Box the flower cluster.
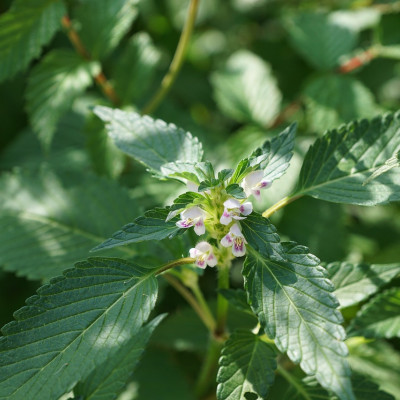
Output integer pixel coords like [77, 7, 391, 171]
[174, 170, 270, 268]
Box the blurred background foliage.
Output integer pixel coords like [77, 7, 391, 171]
[1, 0, 400, 399]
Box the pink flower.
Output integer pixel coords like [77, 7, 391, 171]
[242, 170, 270, 199]
[176, 206, 206, 235]
[220, 198, 252, 225]
[220, 223, 247, 257]
[189, 241, 218, 268]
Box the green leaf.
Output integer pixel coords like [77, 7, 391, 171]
[160, 161, 211, 184]
[304, 75, 379, 133]
[219, 289, 253, 315]
[0, 167, 140, 280]
[72, 0, 139, 60]
[26, 49, 99, 149]
[327, 262, 400, 308]
[0, 257, 158, 400]
[285, 12, 358, 70]
[217, 331, 277, 400]
[226, 184, 247, 199]
[113, 32, 162, 105]
[348, 288, 400, 338]
[364, 152, 400, 185]
[92, 208, 184, 252]
[94, 106, 203, 176]
[211, 50, 282, 126]
[294, 112, 400, 205]
[0, 0, 65, 82]
[168, 192, 204, 216]
[74, 315, 165, 400]
[242, 214, 353, 400]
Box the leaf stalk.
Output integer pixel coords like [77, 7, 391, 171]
[262, 194, 302, 218]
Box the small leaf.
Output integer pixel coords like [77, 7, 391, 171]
[72, 0, 139, 60]
[219, 289, 253, 315]
[74, 315, 166, 400]
[294, 112, 400, 205]
[226, 184, 247, 199]
[92, 208, 184, 251]
[0, 0, 66, 82]
[348, 288, 400, 338]
[218, 169, 234, 182]
[363, 151, 400, 185]
[242, 213, 354, 400]
[26, 49, 99, 149]
[217, 331, 277, 400]
[168, 191, 205, 218]
[285, 11, 358, 70]
[0, 257, 158, 400]
[94, 106, 203, 176]
[327, 262, 400, 308]
[211, 50, 282, 126]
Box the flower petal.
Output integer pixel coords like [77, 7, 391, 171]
[232, 238, 246, 257]
[182, 206, 204, 220]
[230, 223, 243, 237]
[220, 211, 232, 225]
[176, 219, 194, 229]
[196, 241, 212, 253]
[244, 170, 264, 187]
[221, 233, 233, 247]
[189, 248, 201, 258]
[239, 202, 253, 216]
[196, 259, 207, 268]
[194, 219, 206, 235]
[207, 254, 217, 267]
[223, 198, 241, 209]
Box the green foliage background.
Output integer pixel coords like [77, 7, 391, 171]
[0, 0, 400, 399]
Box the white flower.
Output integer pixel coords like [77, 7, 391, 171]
[242, 170, 271, 199]
[220, 198, 253, 225]
[189, 241, 217, 268]
[176, 206, 206, 235]
[220, 223, 247, 257]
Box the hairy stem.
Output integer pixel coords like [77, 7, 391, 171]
[156, 257, 195, 275]
[215, 264, 230, 336]
[61, 15, 120, 105]
[142, 0, 200, 115]
[262, 194, 302, 218]
[191, 284, 217, 332]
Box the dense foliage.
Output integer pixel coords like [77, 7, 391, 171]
[0, 1, 400, 400]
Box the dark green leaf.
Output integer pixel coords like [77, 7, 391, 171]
[0, 0, 65, 82]
[364, 151, 400, 185]
[294, 112, 400, 205]
[327, 262, 400, 308]
[92, 208, 184, 251]
[226, 184, 247, 199]
[168, 192, 204, 215]
[219, 289, 253, 315]
[94, 106, 203, 176]
[0, 257, 158, 400]
[217, 331, 277, 400]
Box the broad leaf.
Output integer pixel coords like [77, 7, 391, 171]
[242, 214, 353, 400]
[0, 257, 158, 400]
[113, 32, 162, 105]
[168, 192, 204, 216]
[348, 288, 400, 338]
[26, 49, 99, 149]
[94, 106, 203, 176]
[74, 315, 165, 400]
[294, 112, 400, 205]
[0, 0, 65, 82]
[217, 331, 277, 400]
[364, 151, 400, 185]
[160, 161, 211, 184]
[219, 289, 253, 315]
[73, 0, 139, 60]
[327, 262, 400, 308]
[225, 184, 247, 199]
[285, 11, 358, 70]
[211, 50, 282, 126]
[92, 208, 184, 251]
[304, 75, 379, 133]
[0, 167, 139, 280]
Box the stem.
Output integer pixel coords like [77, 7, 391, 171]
[262, 194, 302, 218]
[61, 15, 120, 106]
[338, 48, 377, 74]
[215, 264, 230, 336]
[195, 336, 224, 398]
[156, 257, 195, 275]
[191, 284, 217, 332]
[141, 0, 200, 115]
[277, 365, 311, 400]
[162, 273, 216, 332]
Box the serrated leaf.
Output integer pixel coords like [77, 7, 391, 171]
[327, 262, 400, 308]
[0, 167, 140, 280]
[242, 214, 353, 400]
[364, 152, 400, 185]
[0, 257, 158, 400]
[348, 288, 400, 338]
[294, 112, 400, 205]
[114, 32, 162, 105]
[94, 106, 203, 176]
[217, 331, 277, 400]
[0, 0, 65, 82]
[226, 184, 247, 199]
[211, 50, 282, 126]
[92, 208, 184, 252]
[73, 0, 139, 60]
[285, 12, 358, 70]
[74, 314, 165, 400]
[160, 161, 211, 184]
[168, 192, 204, 216]
[26, 49, 99, 149]
[304, 75, 379, 133]
[219, 289, 253, 315]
